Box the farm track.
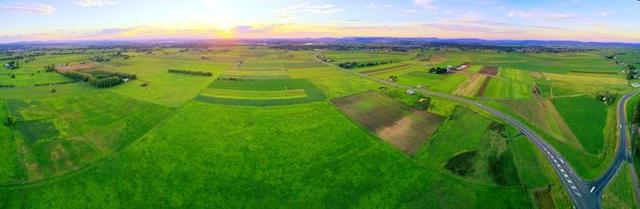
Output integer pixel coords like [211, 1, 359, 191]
[316, 52, 635, 209]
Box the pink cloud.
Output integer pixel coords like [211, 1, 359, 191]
[0, 3, 55, 15]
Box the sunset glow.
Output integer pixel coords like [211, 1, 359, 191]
[0, 0, 639, 43]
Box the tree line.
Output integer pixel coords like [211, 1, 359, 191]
[338, 60, 394, 69]
[168, 69, 213, 76]
[60, 70, 136, 88]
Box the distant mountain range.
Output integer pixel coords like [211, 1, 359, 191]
[1, 37, 638, 49]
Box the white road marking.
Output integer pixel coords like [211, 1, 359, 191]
[590, 187, 595, 193]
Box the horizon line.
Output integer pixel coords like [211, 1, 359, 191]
[2, 36, 640, 46]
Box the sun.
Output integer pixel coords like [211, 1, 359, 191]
[218, 22, 234, 38]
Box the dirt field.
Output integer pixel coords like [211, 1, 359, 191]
[55, 63, 100, 73]
[475, 76, 492, 97]
[332, 91, 445, 155]
[478, 66, 499, 75]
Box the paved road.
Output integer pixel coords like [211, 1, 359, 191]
[316, 56, 600, 208]
[589, 92, 638, 197]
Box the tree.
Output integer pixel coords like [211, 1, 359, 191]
[429, 67, 449, 74]
[4, 116, 16, 127]
[633, 104, 640, 124]
[416, 97, 431, 110]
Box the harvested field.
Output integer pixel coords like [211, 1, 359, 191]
[200, 89, 307, 100]
[283, 62, 324, 69]
[475, 76, 492, 97]
[55, 63, 100, 73]
[453, 73, 487, 97]
[360, 63, 412, 75]
[223, 70, 287, 77]
[499, 99, 580, 146]
[479, 66, 499, 75]
[332, 91, 445, 155]
[198, 79, 325, 106]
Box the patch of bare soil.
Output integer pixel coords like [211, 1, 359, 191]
[55, 63, 100, 73]
[333, 92, 445, 155]
[377, 110, 444, 155]
[478, 66, 499, 76]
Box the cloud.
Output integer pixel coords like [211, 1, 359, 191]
[73, 0, 116, 7]
[277, 2, 343, 19]
[414, 0, 435, 9]
[231, 25, 277, 34]
[508, 10, 582, 21]
[599, 11, 613, 17]
[404, 9, 417, 14]
[366, 3, 393, 9]
[0, 3, 56, 15]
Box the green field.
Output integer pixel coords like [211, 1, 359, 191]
[197, 79, 326, 106]
[1, 91, 173, 184]
[0, 101, 542, 208]
[553, 96, 608, 154]
[0, 46, 636, 209]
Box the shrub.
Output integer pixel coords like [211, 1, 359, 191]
[429, 67, 449, 74]
[4, 116, 16, 127]
[44, 64, 56, 72]
[445, 150, 477, 176]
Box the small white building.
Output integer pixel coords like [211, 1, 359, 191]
[631, 83, 640, 88]
[406, 89, 416, 95]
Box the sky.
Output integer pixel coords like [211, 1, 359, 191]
[0, 0, 639, 43]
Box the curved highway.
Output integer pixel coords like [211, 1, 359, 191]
[316, 54, 638, 209]
[589, 92, 638, 197]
